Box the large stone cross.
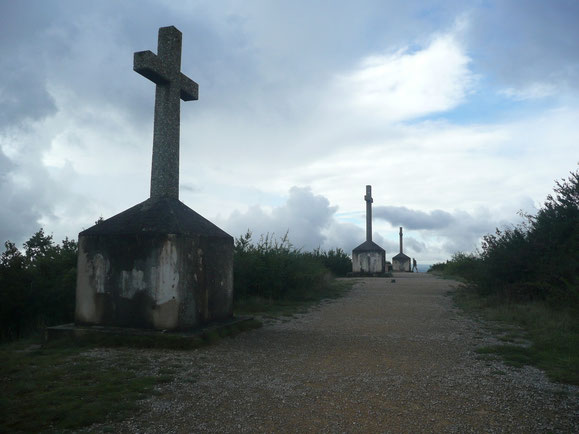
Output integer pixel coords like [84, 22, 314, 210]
[365, 185, 373, 242]
[134, 26, 198, 199]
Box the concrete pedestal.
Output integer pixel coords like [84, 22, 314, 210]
[75, 197, 233, 330]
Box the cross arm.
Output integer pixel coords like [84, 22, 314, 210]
[133, 50, 170, 85]
[134, 50, 198, 101]
[179, 74, 198, 101]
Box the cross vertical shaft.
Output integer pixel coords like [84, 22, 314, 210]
[365, 185, 373, 242]
[134, 26, 199, 199]
[399, 227, 403, 253]
[151, 29, 181, 199]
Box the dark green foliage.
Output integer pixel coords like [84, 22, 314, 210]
[427, 262, 445, 272]
[453, 286, 579, 385]
[312, 247, 353, 277]
[233, 231, 335, 302]
[437, 169, 579, 385]
[429, 252, 483, 283]
[1, 225, 350, 342]
[430, 169, 579, 307]
[0, 229, 77, 341]
[0, 339, 175, 432]
[2, 222, 349, 339]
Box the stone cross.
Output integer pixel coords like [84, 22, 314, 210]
[365, 185, 373, 242]
[399, 226, 403, 253]
[133, 26, 198, 199]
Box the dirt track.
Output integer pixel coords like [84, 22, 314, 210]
[93, 273, 578, 433]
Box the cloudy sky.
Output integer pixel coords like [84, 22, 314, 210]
[1, 0, 578, 263]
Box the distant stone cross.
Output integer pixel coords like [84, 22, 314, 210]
[365, 185, 373, 242]
[134, 26, 198, 199]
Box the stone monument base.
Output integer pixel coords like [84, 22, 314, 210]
[75, 196, 234, 331]
[346, 271, 393, 278]
[46, 317, 258, 349]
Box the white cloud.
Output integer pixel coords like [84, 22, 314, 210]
[500, 82, 558, 101]
[1, 1, 578, 267]
[219, 186, 338, 250]
[327, 33, 474, 123]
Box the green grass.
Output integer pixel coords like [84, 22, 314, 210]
[0, 338, 174, 432]
[452, 285, 579, 385]
[1, 278, 351, 432]
[234, 279, 355, 318]
[0, 317, 263, 432]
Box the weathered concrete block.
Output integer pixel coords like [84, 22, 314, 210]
[75, 197, 233, 330]
[392, 253, 411, 272]
[352, 241, 386, 273]
[351, 185, 387, 275]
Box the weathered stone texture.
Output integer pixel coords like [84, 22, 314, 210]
[134, 25, 198, 199]
[391, 253, 411, 272]
[75, 26, 233, 331]
[352, 241, 386, 273]
[392, 227, 411, 272]
[352, 185, 386, 274]
[75, 198, 233, 330]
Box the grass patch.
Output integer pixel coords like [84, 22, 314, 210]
[0, 338, 174, 432]
[476, 345, 536, 368]
[452, 285, 579, 385]
[45, 318, 263, 351]
[234, 279, 354, 318]
[0, 276, 349, 431]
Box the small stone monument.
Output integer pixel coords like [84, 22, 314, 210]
[75, 26, 233, 330]
[351, 185, 386, 274]
[392, 227, 411, 272]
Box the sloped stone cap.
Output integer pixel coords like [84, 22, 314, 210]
[392, 252, 411, 260]
[352, 240, 385, 253]
[80, 197, 232, 238]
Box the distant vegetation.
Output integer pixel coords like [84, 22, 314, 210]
[0, 230, 77, 341]
[0, 226, 352, 342]
[429, 169, 578, 306]
[430, 169, 578, 384]
[0, 229, 353, 431]
[232, 231, 352, 316]
[234, 230, 351, 301]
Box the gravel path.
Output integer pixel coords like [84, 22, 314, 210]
[91, 273, 578, 433]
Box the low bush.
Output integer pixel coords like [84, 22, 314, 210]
[0, 230, 77, 341]
[1, 227, 351, 342]
[233, 231, 344, 303]
[430, 169, 578, 309]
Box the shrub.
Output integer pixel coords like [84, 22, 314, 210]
[427, 262, 447, 273]
[435, 169, 578, 308]
[312, 247, 352, 277]
[0, 230, 77, 341]
[233, 231, 333, 302]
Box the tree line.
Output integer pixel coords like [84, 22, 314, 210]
[429, 169, 578, 309]
[0, 227, 351, 342]
[233, 231, 352, 302]
[0, 230, 77, 341]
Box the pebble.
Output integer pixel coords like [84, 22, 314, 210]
[85, 274, 578, 433]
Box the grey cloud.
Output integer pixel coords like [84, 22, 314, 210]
[437, 208, 509, 254]
[221, 186, 337, 250]
[0, 151, 14, 184]
[0, 150, 53, 244]
[466, 0, 579, 91]
[404, 236, 426, 254]
[0, 189, 45, 246]
[220, 187, 395, 254]
[374, 206, 455, 230]
[374, 205, 510, 259]
[0, 2, 60, 128]
[322, 221, 364, 252]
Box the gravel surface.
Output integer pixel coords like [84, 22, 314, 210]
[88, 273, 578, 433]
